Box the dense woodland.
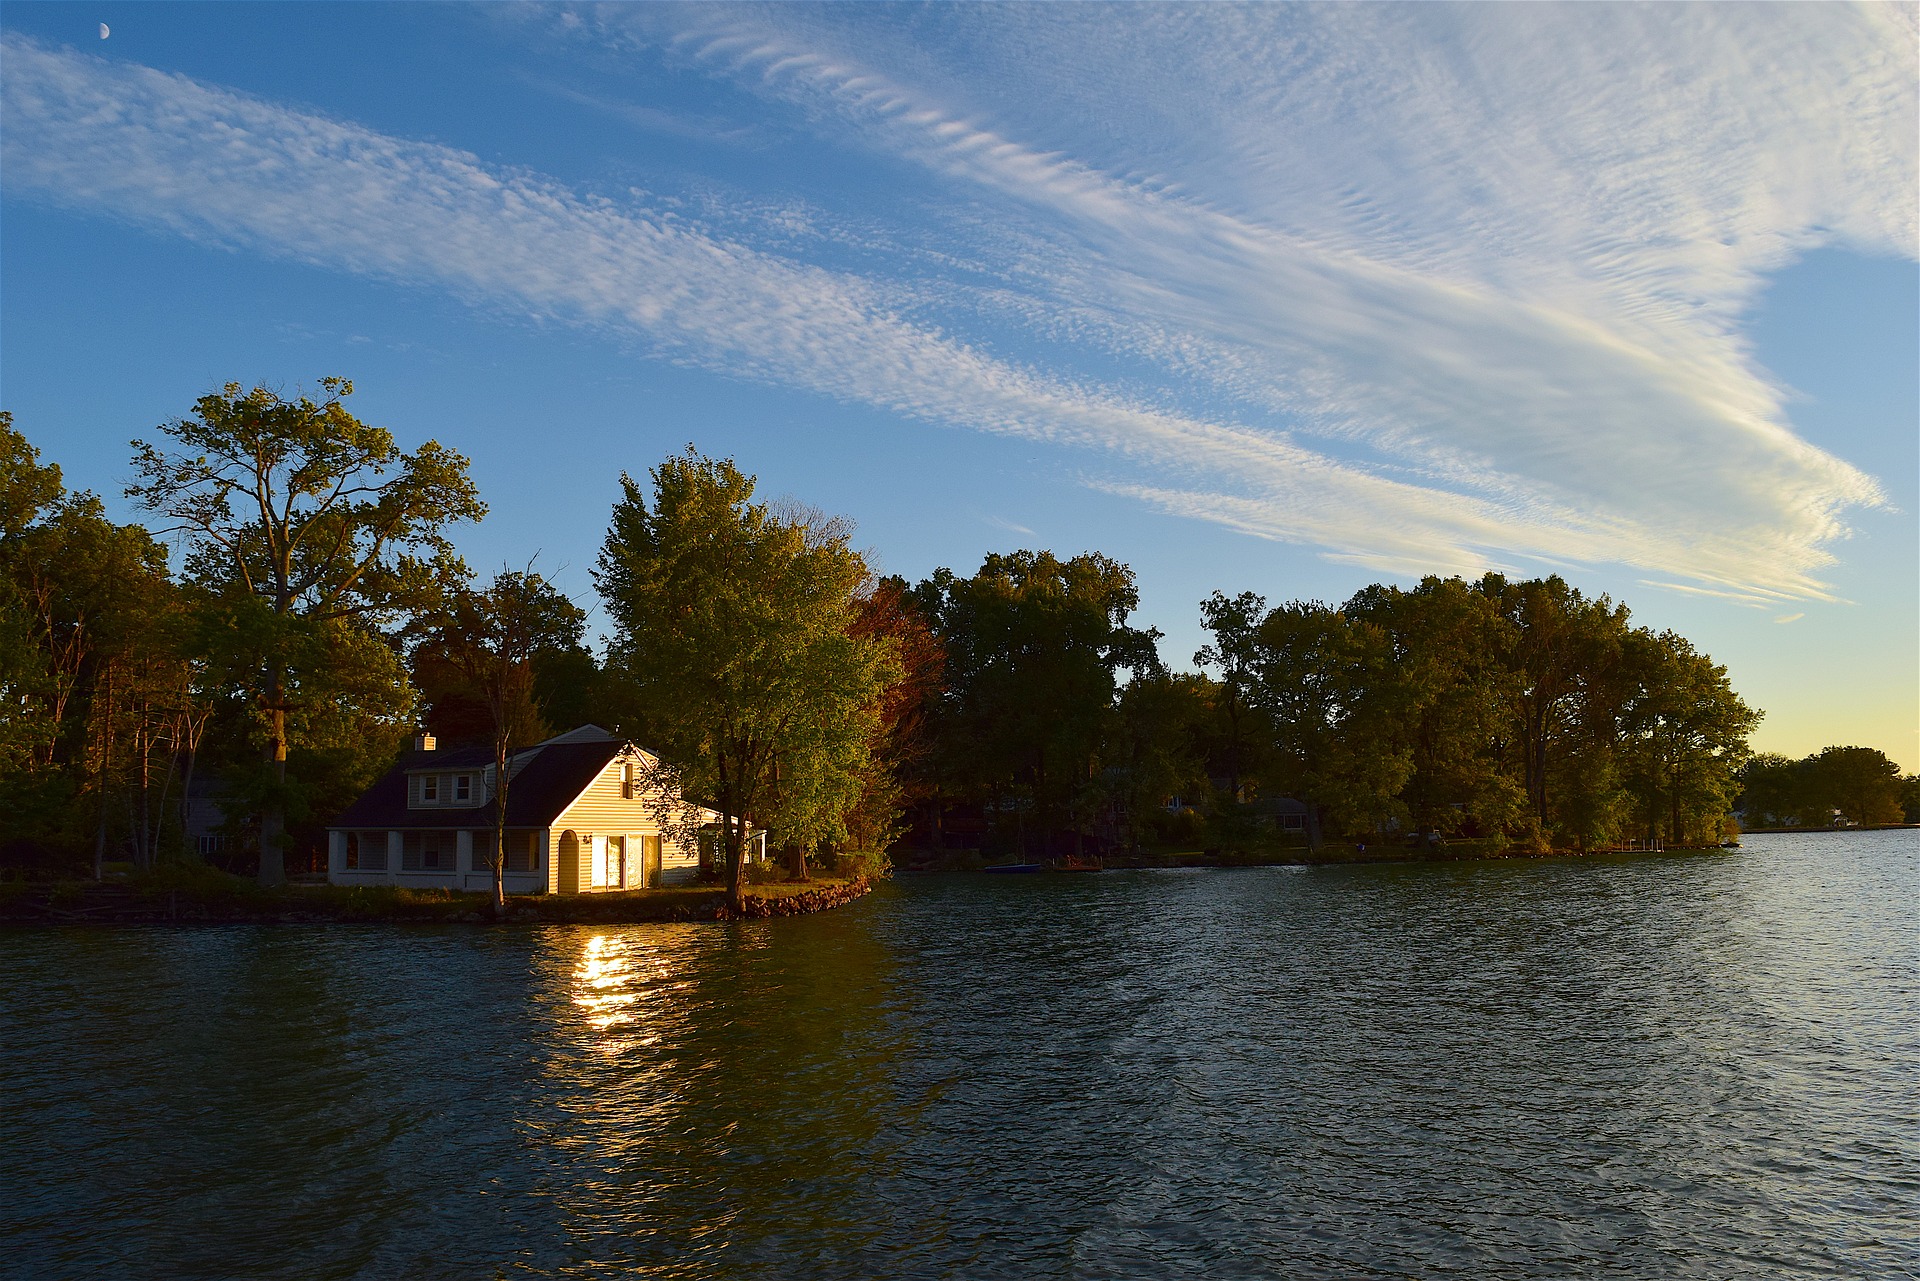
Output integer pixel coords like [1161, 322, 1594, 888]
[2, 384, 1913, 889]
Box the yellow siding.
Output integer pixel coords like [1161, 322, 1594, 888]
[549, 752, 708, 891]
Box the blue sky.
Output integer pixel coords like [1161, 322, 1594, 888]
[3, 3, 1915, 769]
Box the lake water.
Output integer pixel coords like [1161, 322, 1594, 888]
[4, 830, 1916, 1279]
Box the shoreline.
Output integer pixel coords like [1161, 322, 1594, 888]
[906, 841, 1739, 876]
[0, 873, 873, 927]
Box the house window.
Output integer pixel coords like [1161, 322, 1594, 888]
[455, 774, 471, 802]
[505, 831, 536, 872]
[422, 775, 440, 803]
[352, 832, 388, 871]
[402, 831, 451, 871]
[196, 834, 231, 856]
[621, 761, 635, 800]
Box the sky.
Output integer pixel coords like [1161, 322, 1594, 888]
[2, 2, 1916, 769]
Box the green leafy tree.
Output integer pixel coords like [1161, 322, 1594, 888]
[916, 551, 1160, 859]
[1344, 578, 1523, 842]
[1195, 590, 1269, 804]
[1106, 672, 1213, 852]
[1617, 630, 1759, 845]
[1, 416, 207, 874]
[1246, 602, 1410, 847]
[1476, 574, 1630, 847]
[0, 414, 67, 781]
[596, 450, 893, 909]
[1809, 745, 1904, 827]
[128, 378, 483, 885]
[1741, 747, 1905, 829]
[419, 568, 586, 911]
[1737, 753, 1805, 827]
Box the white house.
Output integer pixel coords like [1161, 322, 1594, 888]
[326, 725, 764, 894]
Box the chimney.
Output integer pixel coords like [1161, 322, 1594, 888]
[414, 732, 436, 753]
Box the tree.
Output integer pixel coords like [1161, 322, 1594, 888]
[1, 416, 211, 875]
[1248, 600, 1422, 847]
[1737, 753, 1804, 827]
[1106, 672, 1213, 851]
[840, 576, 945, 865]
[1476, 574, 1630, 847]
[1740, 747, 1905, 829]
[1809, 746, 1904, 827]
[128, 379, 483, 884]
[1344, 578, 1523, 842]
[1195, 590, 1268, 804]
[915, 551, 1161, 859]
[420, 568, 586, 911]
[0, 414, 74, 782]
[1617, 630, 1758, 845]
[596, 449, 892, 911]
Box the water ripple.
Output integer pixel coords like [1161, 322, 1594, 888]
[2, 830, 1915, 1278]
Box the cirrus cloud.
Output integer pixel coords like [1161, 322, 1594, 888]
[4, 4, 1911, 602]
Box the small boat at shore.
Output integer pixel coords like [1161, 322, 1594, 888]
[982, 863, 1044, 874]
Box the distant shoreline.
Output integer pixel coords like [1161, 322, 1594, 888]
[1735, 824, 1917, 835]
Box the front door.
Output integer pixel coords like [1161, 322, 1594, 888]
[642, 835, 662, 889]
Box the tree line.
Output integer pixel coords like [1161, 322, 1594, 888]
[0, 386, 909, 913]
[2, 381, 1910, 901]
[1737, 747, 1916, 830]
[893, 559, 1789, 858]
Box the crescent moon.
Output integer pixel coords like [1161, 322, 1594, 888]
[99, 23, 110, 39]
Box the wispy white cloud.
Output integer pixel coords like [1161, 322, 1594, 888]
[980, 513, 1035, 538]
[520, 75, 765, 148]
[565, 3, 1912, 597]
[1775, 612, 1806, 625]
[4, 37, 1593, 569]
[5, 4, 1912, 601]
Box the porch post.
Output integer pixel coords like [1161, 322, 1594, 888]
[387, 831, 403, 885]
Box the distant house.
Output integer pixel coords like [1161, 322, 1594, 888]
[182, 775, 240, 860]
[1246, 796, 1310, 834]
[326, 724, 763, 894]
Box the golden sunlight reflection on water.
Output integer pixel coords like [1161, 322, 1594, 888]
[565, 926, 715, 1050]
[572, 934, 636, 1032]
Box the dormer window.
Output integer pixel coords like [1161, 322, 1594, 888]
[455, 774, 471, 802]
[422, 775, 439, 803]
[621, 761, 635, 799]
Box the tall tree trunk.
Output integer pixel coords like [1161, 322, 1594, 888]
[1670, 760, 1683, 847]
[259, 666, 288, 887]
[178, 742, 199, 862]
[720, 749, 746, 913]
[92, 660, 116, 880]
[491, 736, 509, 916]
[726, 813, 747, 913]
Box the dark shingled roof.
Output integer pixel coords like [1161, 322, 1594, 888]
[331, 739, 623, 830]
